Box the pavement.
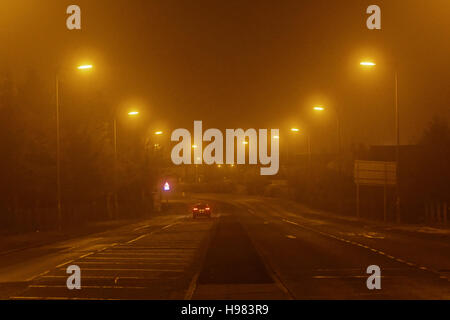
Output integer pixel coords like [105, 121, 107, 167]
[0, 194, 449, 300]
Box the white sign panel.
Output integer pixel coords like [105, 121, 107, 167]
[354, 160, 397, 186]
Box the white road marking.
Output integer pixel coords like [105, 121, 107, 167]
[17, 217, 207, 300]
[184, 272, 200, 300]
[79, 252, 95, 259]
[126, 234, 148, 244]
[161, 223, 177, 230]
[281, 218, 442, 278]
[26, 270, 51, 282]
[55, 260, 74, 268]
[133, 225, 150, 232]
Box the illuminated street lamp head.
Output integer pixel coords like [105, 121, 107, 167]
[273, 135, 280, 140]
[77, 65, 93, 70]
[291, 128, 300, 132]
[243, 141, 249, 145]
[192, 144, 198, 149]
[313, 106, 325, 111]
[155, 131, 163, 135]
[360, 61, 376, 67]
[128, 111, 139, 116]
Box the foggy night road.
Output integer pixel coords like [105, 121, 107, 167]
[1, 196, 449, 300]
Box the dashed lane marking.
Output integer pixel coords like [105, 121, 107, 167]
[282, 218, 444, 280]
[161, 223, 177, 230]
[184, 272, 200, 300]
[133, 225, 150, 232]
[26, 270, 50, 282]
[55, 260, 75, 268]
[126, 234, 148, 244]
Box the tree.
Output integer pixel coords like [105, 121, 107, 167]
[417, 116, 450, 202]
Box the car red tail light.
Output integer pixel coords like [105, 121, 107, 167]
[193, 208, 198, 211]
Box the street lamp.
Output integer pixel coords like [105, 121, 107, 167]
[360, 61, 376, 67]
[360, 60, 401, 222]
[285, 128, 302, 199]
[55, 63, 93, 230]
[152, 131, 164, 151]
[113, 110, 140, 219]
[77, 64, 93, 70]
[313, 105, 342, 157]
[290, 127, 311, 164]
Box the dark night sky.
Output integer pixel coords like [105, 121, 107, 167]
[1, 0, 449, 151]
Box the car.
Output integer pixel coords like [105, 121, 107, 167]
[192, 203, 211, 219]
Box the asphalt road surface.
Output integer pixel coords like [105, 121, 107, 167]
[1, 195, 449, 300]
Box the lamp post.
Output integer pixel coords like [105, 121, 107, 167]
[285, 129, 302, 198]
[55, 75, 61, 230]
[112, 111, 140, 219]
[313, 105, 342, 157]
[55, 64, 93, 230]
[360, 61, 401, 223]
[113, 118, 118, 219]
[192, 145, 199, 183]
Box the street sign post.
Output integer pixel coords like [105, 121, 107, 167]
[354, 160, 397, 221]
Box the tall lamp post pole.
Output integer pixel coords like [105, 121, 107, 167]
[360, 61, 401, 222]
[394, 70, 400, 223]
[55, 75, 62, 230]
[113, 118, 119, 219]
[54, 64, 93, 230]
